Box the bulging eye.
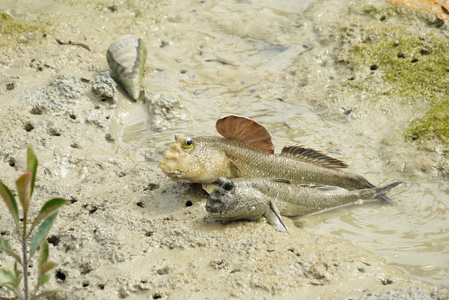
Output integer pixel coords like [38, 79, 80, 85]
[182, 138, 193, 149]
[175, 134, 178, 141]
[224, 181, 234, 191]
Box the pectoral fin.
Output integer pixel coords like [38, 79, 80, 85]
[202, 183, 219, 194]
[264, 200, 288, 233]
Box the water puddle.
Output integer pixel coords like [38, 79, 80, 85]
[300, 181, 449, 287]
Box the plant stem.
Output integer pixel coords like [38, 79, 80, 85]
[22, 235, 29, 300]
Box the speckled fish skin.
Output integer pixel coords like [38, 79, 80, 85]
[106, 35, 147, 100]
[206, 178, 401, 233]
[159, 134, 374, 189]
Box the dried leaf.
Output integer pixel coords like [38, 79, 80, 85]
[39, 261, 56, 278]
[387, 0, 449, 20]
[16, 171, 32, 218]
[0, 182, 20, 230]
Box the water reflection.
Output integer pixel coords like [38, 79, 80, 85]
[311, 182, 449, 287]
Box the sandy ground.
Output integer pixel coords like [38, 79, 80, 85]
[1, 0, 448, 299]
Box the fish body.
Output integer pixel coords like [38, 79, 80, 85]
[206, 177, 401, 233]
[159, 115, 374, 189]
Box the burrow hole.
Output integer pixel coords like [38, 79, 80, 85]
[24, 122, 35, 132]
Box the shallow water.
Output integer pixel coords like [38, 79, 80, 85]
[2, 0, 448, 290]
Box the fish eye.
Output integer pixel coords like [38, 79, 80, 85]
[182, 138, 193, 149]
[224, 181, 234, 191]
[175, 134, 178, 141]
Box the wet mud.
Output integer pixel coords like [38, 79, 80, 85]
[0, 0, 448, 299]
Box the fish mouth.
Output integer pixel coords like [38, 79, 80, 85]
[159, 163, 185, 178]
[162, 170, 185, 178]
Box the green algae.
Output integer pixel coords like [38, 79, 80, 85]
[347, 31, 449, 104]
[405, 101, 449, 152]
[0, 11, 49, 46]
[343, 5, 449, 151]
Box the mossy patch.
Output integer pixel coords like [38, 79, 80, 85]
[0, 11, 49, 46]
[405, 101, 449, 152]
[342, 5, 449, 151]
[347, 29, 449, 104]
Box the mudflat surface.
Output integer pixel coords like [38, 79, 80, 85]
[0, 0, 448, 299]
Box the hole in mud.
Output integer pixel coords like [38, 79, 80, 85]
[89, 206, 98, 214]
[56, 271, 66, 282]
[180, 69, 187, 74]
[153, 293, 162, 299]
[1, 231, 8, 236]
[420, 49, 431, 55]
[47, 235, 60, 246]
[136, 201, 144, 208]
[70, 142, 80, 149]
[144, 183, 160, 191]
[70, 197, 78, 204]
[82, 281, 89, 287]
[30, 106, 43, 115]
[8, 158, 16, 167]
[24, 123, 35, 132]
[379, 15, 386, 21]
[80, 265, 92, 275]
[145, 231, 154, 237]
[411, 58, 418, 63]
[370, 64, 378, 71]
[98, 283, 105, 290]
[185, 200, 193, 207]
[397, 53, 405, 58]
[69, 114, 77, 120]
[48, 128, 61, 136]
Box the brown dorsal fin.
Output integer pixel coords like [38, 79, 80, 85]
[216, 115, 275, 154]
[281, 145, 348, 169]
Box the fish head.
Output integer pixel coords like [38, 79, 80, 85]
[206, 177, 268, 221]
[159, 134, 233, 183]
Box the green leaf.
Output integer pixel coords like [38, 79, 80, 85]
[14, 262, 22, 285]
[0, 182, 20, 230]
[33, 288, 66, 299]
[27, 145, 38, 198]
[39, 261, 56, 277]
[30, 198, 69, 234]
[0, 268, 16, 283]
[30, 211, 59, 258]
[0, 269, 19, 294]
[16, 171, 32, 218]
[38, 240, 49, 269]
[0, 237, 22, 264]
[40, 272, 52, 286]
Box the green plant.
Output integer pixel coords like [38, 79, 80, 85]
[0, 145, 69, 300]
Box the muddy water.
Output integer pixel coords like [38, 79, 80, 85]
[1, 0, 448, 291]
